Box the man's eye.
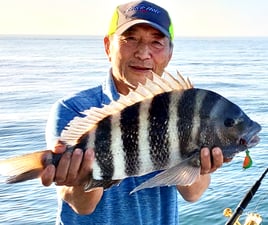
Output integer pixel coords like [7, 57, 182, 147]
[151, 41, 164, 49]
[124, 36, 138, 42]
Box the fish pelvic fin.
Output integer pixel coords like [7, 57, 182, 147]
[0, 150, 52, 183]
[130, 159, 200, 194]
[61, 71, 194, 146]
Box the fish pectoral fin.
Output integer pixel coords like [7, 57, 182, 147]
[84, 179, 121, 192]
[130, 160, 200, 194]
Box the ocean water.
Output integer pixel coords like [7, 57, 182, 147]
[0, 36, 267, 225]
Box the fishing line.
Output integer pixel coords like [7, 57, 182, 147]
[253, 192, 268, 212]
[242, 193, 268, 219]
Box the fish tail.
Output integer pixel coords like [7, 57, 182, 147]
[0, 150, 53, 183]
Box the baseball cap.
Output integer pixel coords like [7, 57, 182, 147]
[108, 0, 174, 40]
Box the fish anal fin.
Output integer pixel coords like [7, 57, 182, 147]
[84, 179, 121, 192]
[130, 160, 200, 194]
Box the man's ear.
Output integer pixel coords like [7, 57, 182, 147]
[168, 44, 173, 61]
[104, 36, 111, 61]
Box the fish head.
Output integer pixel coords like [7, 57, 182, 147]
[208, 91, 261, 159]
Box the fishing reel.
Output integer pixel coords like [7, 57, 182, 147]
[223, 168, 267, 225]
[223, 208, 262, 225]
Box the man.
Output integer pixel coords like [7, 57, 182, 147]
[42, 1, 226, 224]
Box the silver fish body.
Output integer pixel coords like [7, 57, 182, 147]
[0, 72, 261, 193]
[63, 84, 261, 192]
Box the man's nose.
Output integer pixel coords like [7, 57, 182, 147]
[134, 42, 152, 60]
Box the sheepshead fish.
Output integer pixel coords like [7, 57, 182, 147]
[0, 72, 261, 194]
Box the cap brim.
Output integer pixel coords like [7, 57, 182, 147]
[115, 19, 170, 39]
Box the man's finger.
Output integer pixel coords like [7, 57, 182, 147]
[65, 148, 83, 184]
[55, 151, 72, 183]
[41, 165, 56, 186]
[78, 149, 95, 184]
[200, 147, 211, 174]
[211, 147, 223, 169]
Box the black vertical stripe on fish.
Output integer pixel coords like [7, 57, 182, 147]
[148, 92, 171, 169]
[199, 89, 222, 117]
[198, 89, 223, 147]
[120, 102, 141, 176]
[74, 131, 91, 150]
[94, 116, 114, 180]
[177, 89, 197, 156]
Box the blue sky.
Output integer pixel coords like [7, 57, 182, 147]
[0, 0, 267, 37]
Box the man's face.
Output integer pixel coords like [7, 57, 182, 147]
[105, 24, 173, 94]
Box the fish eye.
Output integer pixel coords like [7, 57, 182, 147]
[224, 118, 235, 127]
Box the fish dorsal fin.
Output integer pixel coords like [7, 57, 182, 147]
[61, 71, 193, 145]
[164, 70, 193, 89]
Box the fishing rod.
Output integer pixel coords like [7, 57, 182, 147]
[225, 167, 268, 225]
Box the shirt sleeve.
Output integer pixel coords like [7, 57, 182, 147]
[45, 86, 104, 149]
[45, 99, 82, 149]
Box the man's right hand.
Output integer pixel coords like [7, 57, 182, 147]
[41, 141, 95, 188]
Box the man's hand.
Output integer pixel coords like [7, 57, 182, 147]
[178, 147, 231, 202]
[41, 141, 95, 187]
[200, 147, 223, 174]
[200, 147, 231, 175]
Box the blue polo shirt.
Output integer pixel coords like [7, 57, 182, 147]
[46, 71, 180, 225]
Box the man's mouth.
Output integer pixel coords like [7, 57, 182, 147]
[129, 65, 152, 71]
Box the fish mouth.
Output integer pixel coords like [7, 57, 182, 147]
[239, 123, 261, 148]
[239, 135, 260, 148]
[223, 123, 261, 160]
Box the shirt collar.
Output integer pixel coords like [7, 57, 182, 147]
[102, 69, 120, 104]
